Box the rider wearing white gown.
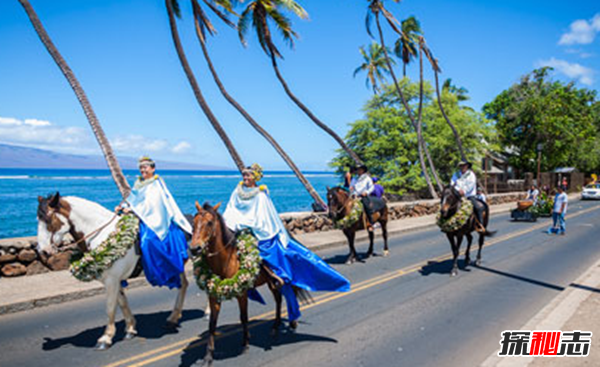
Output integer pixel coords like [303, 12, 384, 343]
[223, 164, 350, 321]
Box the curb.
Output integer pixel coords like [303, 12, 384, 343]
[0, 202, 520, 316]
[481, 251, 600, 367]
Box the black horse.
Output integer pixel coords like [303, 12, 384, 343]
[439, 186, 495, 276]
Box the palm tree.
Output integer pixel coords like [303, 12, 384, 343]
[443, 78, 469, 102]
[354, 42, 393, 94]
[166, 0, 245, 172]
[366, 0, 439, 198]
[237, 0, 363, 166]
[18, 0, 131, 198]
[420, 44, 467, 162]
[394, 16, 421, 77]
[189, 0, 327, 209]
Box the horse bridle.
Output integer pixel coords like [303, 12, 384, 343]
[194, 211, 235, 258]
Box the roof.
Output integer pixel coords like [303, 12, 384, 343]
[554, 167, 577, 173]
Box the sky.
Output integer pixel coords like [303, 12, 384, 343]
[0, 0, 598, 170]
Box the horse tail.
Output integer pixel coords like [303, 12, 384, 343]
[292, 286, 314, 305]
[482, 229, 497, 237]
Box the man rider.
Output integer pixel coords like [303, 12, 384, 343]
[351, 164, 376, 231]
[451, 161, 486, 231]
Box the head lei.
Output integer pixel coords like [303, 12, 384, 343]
[138, 156, 155, 168]
[243, 163, 263, 182]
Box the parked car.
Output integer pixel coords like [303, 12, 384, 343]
[582, 183, 600, 200]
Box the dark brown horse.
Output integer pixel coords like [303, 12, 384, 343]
[326, 186, 389, 264]
[439, 186, 495, 277]
[190, 202, 298, 366]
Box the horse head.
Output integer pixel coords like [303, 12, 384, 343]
[37, 192, 74, 255]
[440, 185, 461, 219]
[326, 186, 350, 221]
[190, 201, 222, 257]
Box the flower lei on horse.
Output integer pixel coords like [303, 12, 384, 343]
[70, 214, 139, 282]
[193, 229, 261, 301]
[436, 198, 473, 233]
[334, 199, 364, 229]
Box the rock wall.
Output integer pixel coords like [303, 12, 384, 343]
[0, 192, 524, 278]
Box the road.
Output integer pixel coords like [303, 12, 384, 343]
[1, 199, 599, 367]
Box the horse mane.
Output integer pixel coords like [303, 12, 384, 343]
[202, 203, 235, 248]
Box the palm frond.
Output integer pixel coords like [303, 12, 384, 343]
[237, 4, 254, 46]
[202, 0, 237, 28]
[193, 0, 216, 42]
[171, 0, 182, 18]
[275, 0, 308, 19]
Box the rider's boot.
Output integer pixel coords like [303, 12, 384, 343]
[262, 263, 284, 289]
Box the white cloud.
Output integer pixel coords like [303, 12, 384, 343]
[0, 116, 89, 147]
[111, 135, 169, 153]
[559, 13, 600, 45]
[537, 58, 595, 85]
[171, 141, 192, 154]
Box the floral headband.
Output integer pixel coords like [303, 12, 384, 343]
[242, 163, 263, 182]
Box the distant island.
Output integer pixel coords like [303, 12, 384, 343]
[0, 143, 231, 171]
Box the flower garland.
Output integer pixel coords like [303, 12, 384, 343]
[193, 230, 261, 301]
[334, 199, 364, 229]
[236, 183, 268, 201]
[69, 214, 139, 282]
[436, 198, 473, 233]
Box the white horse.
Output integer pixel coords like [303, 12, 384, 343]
[36, 192, 193, 350]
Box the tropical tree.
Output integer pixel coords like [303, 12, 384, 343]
[189, 0, 327, 209]
[394, 15, 421, 77]
[354, 42, 393, 94]
[443, 78, 469, 102]
[366, 0, 439, 197]
[18, 0, 130, 197]
[237, 0, 363, 165]
[166, 0, 245, 172]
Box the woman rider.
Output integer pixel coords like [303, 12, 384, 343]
[222, 164, 350, 321]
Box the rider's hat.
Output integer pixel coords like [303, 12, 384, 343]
[356, 164, 368, 172]
[457, 160, 472, 168]
[138, 156, 155, 168]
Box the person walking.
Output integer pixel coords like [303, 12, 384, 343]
[548, 186, 568, 235]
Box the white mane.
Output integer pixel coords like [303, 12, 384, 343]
[64, 196, 119, 250]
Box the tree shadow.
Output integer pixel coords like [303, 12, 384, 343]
[179, 319, 337, 367]
[42, 309, 204, 351]
[322, 254, 365, 265]
[569, 283, 600, 293]
[474, 265, 564, 291]
[419, 258, 471, 276]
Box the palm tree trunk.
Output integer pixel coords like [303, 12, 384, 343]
[193, 15, 327, 210]
[374, 13, 438, 198]
[166, 0, 245, 172]
[403, 62, 406, 77]
[433, 69, 467, 162]
[18, 0, 130, 198]
[269, 54, 363, 166]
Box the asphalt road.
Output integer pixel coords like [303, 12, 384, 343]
[1, 199, 599, 367]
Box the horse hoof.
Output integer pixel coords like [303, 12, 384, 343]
[125, 332, 137, 340]
[289, 320, 298, 330]
[163, 321, 179, 331]
[241, 345, 250, 354]
[345, 257, 356, 265]
[365, 252, 373, 259]
[383, 250, 390, 257]
[202, 357, 213, 367]
[450, 270, 458, 277]
[95, 341, 111, 351]
[475, 259, 482, 266]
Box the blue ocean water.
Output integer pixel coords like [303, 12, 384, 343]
[0, 169, 340, 239]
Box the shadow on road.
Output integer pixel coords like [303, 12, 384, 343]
[474, 265, 565, 291]
[42, 309, 204, 351]
[419, 259, 471, 276]
[569, 283, 600, 293]
[179, 319, 337, 367]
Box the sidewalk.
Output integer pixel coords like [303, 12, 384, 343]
[481, 254, 600, 367]
[0, 200, 521, 316]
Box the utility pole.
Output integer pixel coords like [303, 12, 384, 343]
[536, 143, 543, 187]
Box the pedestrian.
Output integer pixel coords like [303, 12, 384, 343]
[548, 185, 568, 235]
[371, 177, 385, 199]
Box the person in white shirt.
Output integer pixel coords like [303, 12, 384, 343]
[526, 185, 540, 204]
[350, 164, 379, 231]
[451, 161, 486, 230]
[548, 185, 568, 235]
[476, 186, 487, 203]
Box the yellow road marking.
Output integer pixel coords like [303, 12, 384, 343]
[104, 205, 600, 367]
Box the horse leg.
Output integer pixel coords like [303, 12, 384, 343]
[476, 233, 484, 266]
[447, 234, 459, 277]
[464, 233, 473, 268]
[344, 229, 358, 264]
[117, 288, 137, 340]
[365, 230, 375, 259]
[204, 297, 220, 367]
[165, 273, 188, 329]
[268, 282, 283, 337]
[237, 294, 250, 353]
[96, 278, 120, 350]
[381, 220, 389, 257]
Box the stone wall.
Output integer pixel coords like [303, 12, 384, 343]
[0, 192, 524, 278]
[281, 192, 523, 235]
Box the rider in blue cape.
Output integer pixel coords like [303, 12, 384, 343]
[223, 164, 350, 321]
[117, 156, 191, 289]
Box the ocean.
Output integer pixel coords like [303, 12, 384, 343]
[0, 169, 340, 239]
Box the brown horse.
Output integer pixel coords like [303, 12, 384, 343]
[326, 186, 389, 264]
[191, 202, 298, 366]
[439, 186, 495, 277]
